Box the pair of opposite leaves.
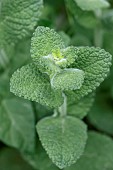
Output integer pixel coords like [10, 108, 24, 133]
[10, 26, 112, 169]
[10, 26, 112, 108]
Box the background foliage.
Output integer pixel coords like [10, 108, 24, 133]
[0, 0, 113, 169]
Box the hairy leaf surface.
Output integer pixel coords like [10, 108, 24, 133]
[0, 0, 43, 44]
[36, 116, 87, 169]
[67, 93, 95, 119]
[51, 68, 85, 91]
[10, 63, 63, 108]
[67, 47, 112, 101]
[31, 26, 65, 75]
[31, 26, 65, 60]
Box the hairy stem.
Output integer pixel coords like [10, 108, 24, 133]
[58, 93, 67, 117]
[53, 109, 58, 117]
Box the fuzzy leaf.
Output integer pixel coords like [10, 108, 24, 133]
[67, 47, 112, 101]
[0, 0, 43, 45]
[31, 26, 65, 60]
[0, 98, 35, 153]
[57, 46, 78, 68]
[67, 93, 95, 119]
[10, 63, 63, 108]
[36, 116, 87, 169]
[65, 131, 113, 170]
[31, 26, 65, 75]
[75, 0, 110, 11]
[51, 68, 85, 91]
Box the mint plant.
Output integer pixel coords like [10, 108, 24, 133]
[0, 0, 113, 170]
[10, 26, 112, 169]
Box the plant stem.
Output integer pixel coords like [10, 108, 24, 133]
[53, 109, 58, 117]
[58, 93, 67, 117]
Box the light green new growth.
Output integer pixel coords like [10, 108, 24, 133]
[0, 0, 43, 45]
[36, 116, 87, 169]
[31, 26, 65, 76]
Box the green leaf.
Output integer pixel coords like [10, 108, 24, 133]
[67, 93, 95, 119]
[0, 98, 35, 153]
[75, 0, 110, 11]
[0, 48, 10, 69]
[65, 0, 98, 29]
[102, 10, 113, 30]
[10, 63, 63, 108]
[0, 72, 11, 100]
[0, 147, 34, 170]
[9, 40, 31, 74]
[0, 0, 43, 45]
[65, 131, 113, 170]
[57, 46, 78, 68]
[51, 68, 85, 91]
[35, 103, 53, 120]
[31, 26, 65, 60]
[58, 31, 71, 47]
[67, 47, 112, 101]
[71, 34, 91, 47]
[0, 44, 14, 70]
[36, 116, 87, 169]
[31, 26, 65, 75]
[22, 142, 59, 170]
[31, 26, 65, 61]
[88, 94, 113, 135]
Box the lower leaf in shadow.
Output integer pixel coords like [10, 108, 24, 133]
[0, 147, 35, 170]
